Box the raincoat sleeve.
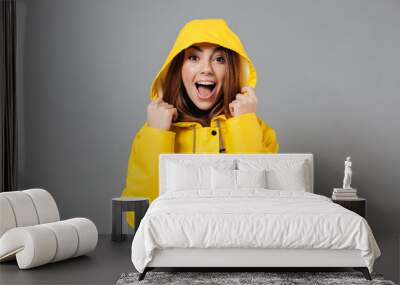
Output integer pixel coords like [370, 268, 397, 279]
[121, 123, 175, 227]
[225, 113, 279, 153]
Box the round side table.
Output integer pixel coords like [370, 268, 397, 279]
[112, 197, 149, 242]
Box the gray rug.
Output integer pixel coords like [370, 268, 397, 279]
[116, 271, 396, 285]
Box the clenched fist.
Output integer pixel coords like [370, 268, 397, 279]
[147, 97, 178, 130]
[229, 86, 257, 117]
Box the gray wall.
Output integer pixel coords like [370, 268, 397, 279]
[16, 0, 400, 282]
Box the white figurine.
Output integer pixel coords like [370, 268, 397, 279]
[342, 156, 352, 189]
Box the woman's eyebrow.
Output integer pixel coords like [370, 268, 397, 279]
[189, 45, 224, 53]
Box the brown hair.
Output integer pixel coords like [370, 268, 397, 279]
[162, 46, 241, 127]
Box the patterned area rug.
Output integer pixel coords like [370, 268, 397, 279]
[116, 271, 396, 285]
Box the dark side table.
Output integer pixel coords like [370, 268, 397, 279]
[332, 197, 366, 219]
[112, 197, 149, 242]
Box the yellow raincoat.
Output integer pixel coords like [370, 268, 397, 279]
[121, 19, 279, 227]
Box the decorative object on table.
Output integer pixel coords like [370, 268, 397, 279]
[343, 156, 353, 189]
[332, 198, 367, 218]
[0, 189, 98, 269]
[112, 197, 149, 242]
[332, 156, 358, 200]
[116, 271, 395, 285]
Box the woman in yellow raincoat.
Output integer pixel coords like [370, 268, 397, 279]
[121, 19, 279, 227]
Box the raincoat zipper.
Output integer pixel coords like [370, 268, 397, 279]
[216, 119, 226, 153]
[192, 125, 196, 153]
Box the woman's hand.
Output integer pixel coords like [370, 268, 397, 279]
[229, 86, 257, 117]
[147, 97, 178, 130]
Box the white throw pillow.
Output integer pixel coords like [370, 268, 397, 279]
[237, 159, 309, 191]
[236, 169, 267, 188]
[167, 162, 210, 191]
[266, 165, 306, 191]
[211, 168, 267, 190]
[166, 159, 236, 192]
[211, 168, 236, 190]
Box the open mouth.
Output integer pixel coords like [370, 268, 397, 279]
[195, 83, 217, 99]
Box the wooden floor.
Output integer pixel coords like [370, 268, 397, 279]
[0, 234, 133, 285]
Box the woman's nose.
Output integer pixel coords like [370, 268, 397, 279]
[200, 60, 213, 74]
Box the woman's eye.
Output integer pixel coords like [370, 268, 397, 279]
[215, 56, 225, 63]
[189, 55, 198, 61]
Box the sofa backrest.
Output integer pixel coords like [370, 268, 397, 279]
[0, 189, 60, 238]
[159, 154, 314, 195]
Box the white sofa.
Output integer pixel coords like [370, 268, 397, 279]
[0, 188, 98, 269]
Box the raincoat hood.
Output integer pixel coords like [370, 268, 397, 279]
[150, 18, 257, 100]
